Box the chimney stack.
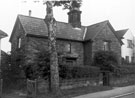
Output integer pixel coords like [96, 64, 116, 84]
[29, 10, 32, 16]
[68, 8, 82, 28]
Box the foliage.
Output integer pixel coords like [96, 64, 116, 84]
[23, 50, 50, 80]
[59, 65, 100, 79]
[52, 0, 82, 10]
[23, 50, 100, 80]
[119, 66, 135, 74]
[1, 51, 11, 76]
[0, 51, 15, 89]
[36, 50, 50, 79]
[1, 51, 26, 91]
[93, 50, 119, 72]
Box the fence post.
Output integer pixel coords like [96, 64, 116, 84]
[27, 79, 37, 98]
[0, 79, 2, 98]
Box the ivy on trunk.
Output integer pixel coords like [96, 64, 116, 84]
[45, 1, 60, 94]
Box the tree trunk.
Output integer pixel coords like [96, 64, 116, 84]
[45, 1, 60, 94]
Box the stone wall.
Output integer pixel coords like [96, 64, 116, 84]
[24, 37, 84, 66]
[110, 74, 135, 86]
[84, 40, 92, 65]
[92, 25, 121, 64]
[10, 19, 27, 70]
[57, 40, 84, 66]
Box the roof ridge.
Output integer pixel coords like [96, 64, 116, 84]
[18, 14, 44, 20]
[87, 20, 109, 27]
[18, 14, 87, 27]
[116, 28, 129, 32]
[18, 14, 67, 24]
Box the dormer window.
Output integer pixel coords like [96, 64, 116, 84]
[18, 38, 21, 48]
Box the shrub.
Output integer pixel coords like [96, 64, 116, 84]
[119, 66, 135, 74]
[24, 50, 101, 80]
[92, 50, 119, 72]
[59, 65, 100, 79]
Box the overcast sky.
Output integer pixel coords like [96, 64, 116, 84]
[0, 0, 135, 52]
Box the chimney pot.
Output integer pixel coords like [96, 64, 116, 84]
[29, 10, 32, 16]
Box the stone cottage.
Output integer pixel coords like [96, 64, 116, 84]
[9, 9, 122, 69]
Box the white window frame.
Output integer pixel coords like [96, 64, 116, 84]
[18, 38, 21, 48]
[103, 41, 110, 51]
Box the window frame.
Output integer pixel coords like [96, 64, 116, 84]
[127, 39, 133, 48]
[103, 40, 111, 51]
[17, 37, 21, 48]
[65, 43, 71, 53]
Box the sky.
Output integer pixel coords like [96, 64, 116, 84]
[0, 0, 135, 52]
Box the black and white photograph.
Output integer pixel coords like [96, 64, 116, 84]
[0, 0, 135, 98]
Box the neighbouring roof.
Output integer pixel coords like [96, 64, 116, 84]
[0, 30, 8, 39]
[18, 15, 86, 41]
[116, 29, 128, 38]
[10, 15, 122, 44]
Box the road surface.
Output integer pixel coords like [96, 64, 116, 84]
[110, 92, 134, 98]
[120, 94, 134, 98]
[73, 85, 135, 98]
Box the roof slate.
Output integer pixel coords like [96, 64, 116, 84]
[0, 30, 8, 38]
[10, 15, 122, 44]
[116, 29, 128, 38]
[85, 21, 108, 40]
[85, 20, 123, 44]
[18, 15, 85, 41]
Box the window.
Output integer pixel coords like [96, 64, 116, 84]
[18, 23, 20, 29]
[127, 40, 133, 48]
[65, 57, 77, 66]
[18, 38, 21, 48]
[103, 41, 110, 51]
[65, 43, 71, 53]
[131, 56, 134, 63]
[126, 56, 129, 63]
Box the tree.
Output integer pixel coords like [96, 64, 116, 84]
[43, 0, 82, 94]
[93, 50, 119, 86]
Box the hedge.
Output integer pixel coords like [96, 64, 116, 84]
[59, 65, 100, 79]
[119, 66, 135, 74]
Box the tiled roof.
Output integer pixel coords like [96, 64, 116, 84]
[0, 30, 8, 38]
[10, 15, 122, 44]
[85, 20, 123, 44]
[85, 21, 108, 40]
[18, 15, 85, 41]
[116, 29, 128, 38]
